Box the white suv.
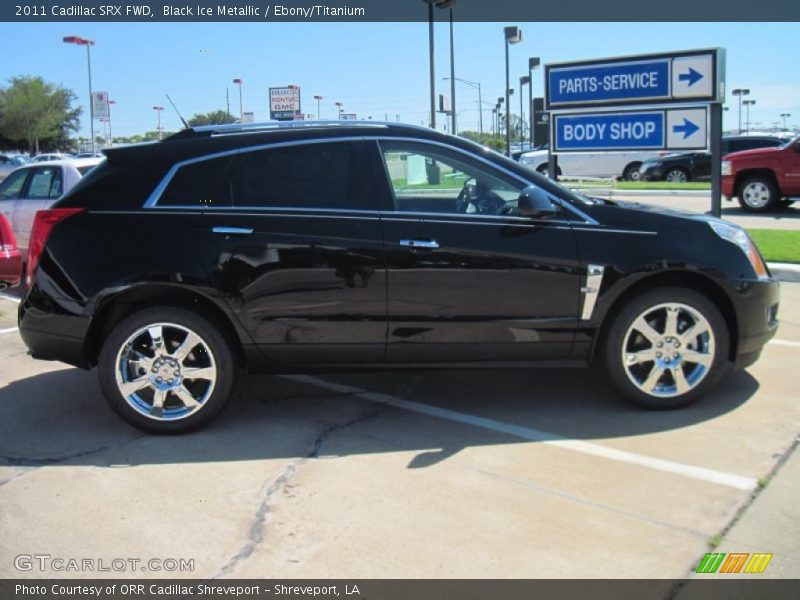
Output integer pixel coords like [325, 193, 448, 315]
[519, 146, 662, 181]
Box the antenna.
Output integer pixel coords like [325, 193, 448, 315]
[166, 94, 189, 129]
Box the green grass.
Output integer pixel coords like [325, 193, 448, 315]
[615, 181, 711, 191]
[748, 229, 800, 264]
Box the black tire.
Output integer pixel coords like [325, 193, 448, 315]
[663, 167, 689, 183]
[98, 307, 237, 434]
[623, 162, 643, 181]
[537, 164, 562, 178]
[737, 175, 778, 213]
[602, 287, 729, 410]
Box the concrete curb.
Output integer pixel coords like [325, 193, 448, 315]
[768, 262, 800, 283]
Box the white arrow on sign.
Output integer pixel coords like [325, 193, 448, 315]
[671, 54, 713, 99]
[666, 107, 708, 149]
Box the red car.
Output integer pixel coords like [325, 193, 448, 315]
[0, 214, 22, 288]
[722, 136, 800, 212]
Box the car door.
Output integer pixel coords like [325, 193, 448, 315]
[176, 139, 388, 366]
[11, 164, 64, 253]
[371, 139, 582, 363]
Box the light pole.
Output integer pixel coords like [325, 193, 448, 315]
[314, 95, 323, 119]
[443, 77, 482, 134]
[153, 106, 164, 140]
[743, 99, 756, 132]
[503, 26, 522, 156]
[731, 89, 749, 134]
[781, 113, 791, 129]
[519, 75, 530, 145]
[528, 57, 540, 146]
[335, 102, 343, 119]
[232, 78, 243, 122]
[423, 0, 456, 130]
[107, 99, 116, 148]
[63, 35, 96, 154]
[447, 2, 456, 135]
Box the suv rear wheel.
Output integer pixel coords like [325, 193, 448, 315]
[98, 307, 236, 433]
[738, 175, 778, 212]
[603, 288, 729, 409]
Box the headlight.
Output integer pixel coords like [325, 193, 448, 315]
[708, 221, 769, 279]
[721, 160, 732, 176]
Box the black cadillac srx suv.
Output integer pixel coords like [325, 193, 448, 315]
[18, 122, 779, 433]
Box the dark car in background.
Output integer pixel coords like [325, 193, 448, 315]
[18, 122, 779, 433]
[639, 136, 784, 182]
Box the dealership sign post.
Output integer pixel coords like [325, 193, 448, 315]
[544, 48, 725, 216]
[269, 85, 301, 121]
[91, 91, 109, 120]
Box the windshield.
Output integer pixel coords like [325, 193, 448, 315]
[780, 136, 799, 150]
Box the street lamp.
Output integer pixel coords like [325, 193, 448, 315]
[232, 78, 244, 122]
[528, 57, 540, 146]
[781, 113, 791, 129]
[314, 95, 323, 120]
[335, 102, 343, 119]
[731, 89, 750, 134]
[519, 75, 530, 145]
[503, 26, 522, 156]
[152, 106, 165, 140]
[63, 35, 96, 153]
[443, 77, 482, 134]
[743, 99, 756, 132]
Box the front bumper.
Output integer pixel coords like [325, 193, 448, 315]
[731, 277, 780, 368]
[722, 175, 735, 197]
[638, 165, 664, 181]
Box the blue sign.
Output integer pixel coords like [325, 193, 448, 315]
[554, 111, 665, 151]
[549, 60, 670, 107]
[544, 50, 722, 110]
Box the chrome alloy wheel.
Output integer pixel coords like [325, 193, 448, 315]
[665, 169, 688, 183]
[742, 181, 771, 209]
[621, 303, 715, 398]
[114, 322, 217, 421]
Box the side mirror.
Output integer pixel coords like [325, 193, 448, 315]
[518, 185, 558, 218]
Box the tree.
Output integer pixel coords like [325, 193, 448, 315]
[0, 76, 81, 154]
[458, 130, 505, 153]
[187, 110, 236, 127]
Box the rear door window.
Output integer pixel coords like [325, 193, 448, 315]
[229, 141, 370, 210]
[26, 166, 63, 199]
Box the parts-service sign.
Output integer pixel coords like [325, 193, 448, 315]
[269, 86, 301, 120]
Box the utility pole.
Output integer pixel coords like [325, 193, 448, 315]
[503, 26, 522, 156]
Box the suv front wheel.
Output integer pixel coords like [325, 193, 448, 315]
[602, 288, 729, 409]
[98, 307, 237, 433]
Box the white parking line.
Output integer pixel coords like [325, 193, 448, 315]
[0, 327, 18, 335]
[769, 339, 800, 348]
[284, 374, 759, 491]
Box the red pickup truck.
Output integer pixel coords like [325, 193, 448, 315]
[722, 136, 800, 212]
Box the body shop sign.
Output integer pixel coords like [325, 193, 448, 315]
[269, 86, 301, 121]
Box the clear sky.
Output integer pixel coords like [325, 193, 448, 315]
[1, 21, 798, 138]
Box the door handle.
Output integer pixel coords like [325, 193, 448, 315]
[399, 239, 439, 249]
[212, 226, 253, 235]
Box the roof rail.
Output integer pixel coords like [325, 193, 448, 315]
[191, 120, 397, 135]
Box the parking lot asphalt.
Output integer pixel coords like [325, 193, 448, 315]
[0, 284, 798, 582]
